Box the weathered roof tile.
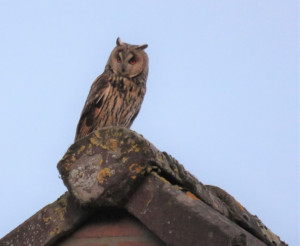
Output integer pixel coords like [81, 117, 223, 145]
[0, 127, 287, 246]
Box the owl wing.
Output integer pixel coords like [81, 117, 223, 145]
[75, 74, 110, 141]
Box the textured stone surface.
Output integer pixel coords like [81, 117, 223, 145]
[126, 173, 269, 246]
[1, 127, 287, 246]
[0, 193, 90, 246]
[57, 127, 286, 246]
[57, 127, 157, 206]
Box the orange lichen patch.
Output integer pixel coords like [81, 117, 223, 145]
[61, 148, 72, 161]
[129, 163, 137, 172]
[64, 162, 72, 171]
[97, 168, 112, 184]
[129, 163, 145, 179]
[157, 153, 165, 163]
[43, 216, 51, 224]
[85, 143, 93, 155]
[61, 154, 69, 161]
[77, 145, 86, 155]
[70, 154, 76, 162]
[186, 191, 200, 201]
[174, 185, 183, 190]
[127, 143, 140, 153]
[50, 226, 61, 237]
[90, 136, 119, 151]
[132, 144, 140, 152]
[103, 129, 122, 139]
[94, 130, 101, 138]
[54, 199, 67, 221]
[134, 165, 143, 174]
[146, 166, 153, 173]
[53, 195, 67, 221]
[108, 129, 123, 138]
[97, 157, 103, 166]
[90, 137, 101, 146]
[106, 138, 119, 151]
[235, 199, 246, 211]
[156, 174, 171, 184]
[129, 163, 143, 174]
[54, 206, 66, 221]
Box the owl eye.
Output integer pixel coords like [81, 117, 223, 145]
[116, 56, 121, 63]
[129, 58, 136, 65]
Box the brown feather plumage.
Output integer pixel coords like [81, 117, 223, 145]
[75, 38, 148, 141]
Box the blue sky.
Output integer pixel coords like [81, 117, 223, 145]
[0, 1, 298, 245]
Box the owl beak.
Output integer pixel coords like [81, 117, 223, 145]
[121, 65, 125, 73]
[120, 65, 128, 77]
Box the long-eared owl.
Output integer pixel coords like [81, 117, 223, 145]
[75, 38, 148, 141]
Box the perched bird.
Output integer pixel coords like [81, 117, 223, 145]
[75, 38, 149, 141]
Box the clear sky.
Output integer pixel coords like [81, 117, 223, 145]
[0, 1, 298, 245]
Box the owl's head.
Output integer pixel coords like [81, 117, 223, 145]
[107, 37, 148, 78]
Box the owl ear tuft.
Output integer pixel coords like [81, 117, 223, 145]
[135, 44, 148, 50]
[116, 37, 124, 46]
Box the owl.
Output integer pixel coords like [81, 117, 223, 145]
[75, 38, 149, 141]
